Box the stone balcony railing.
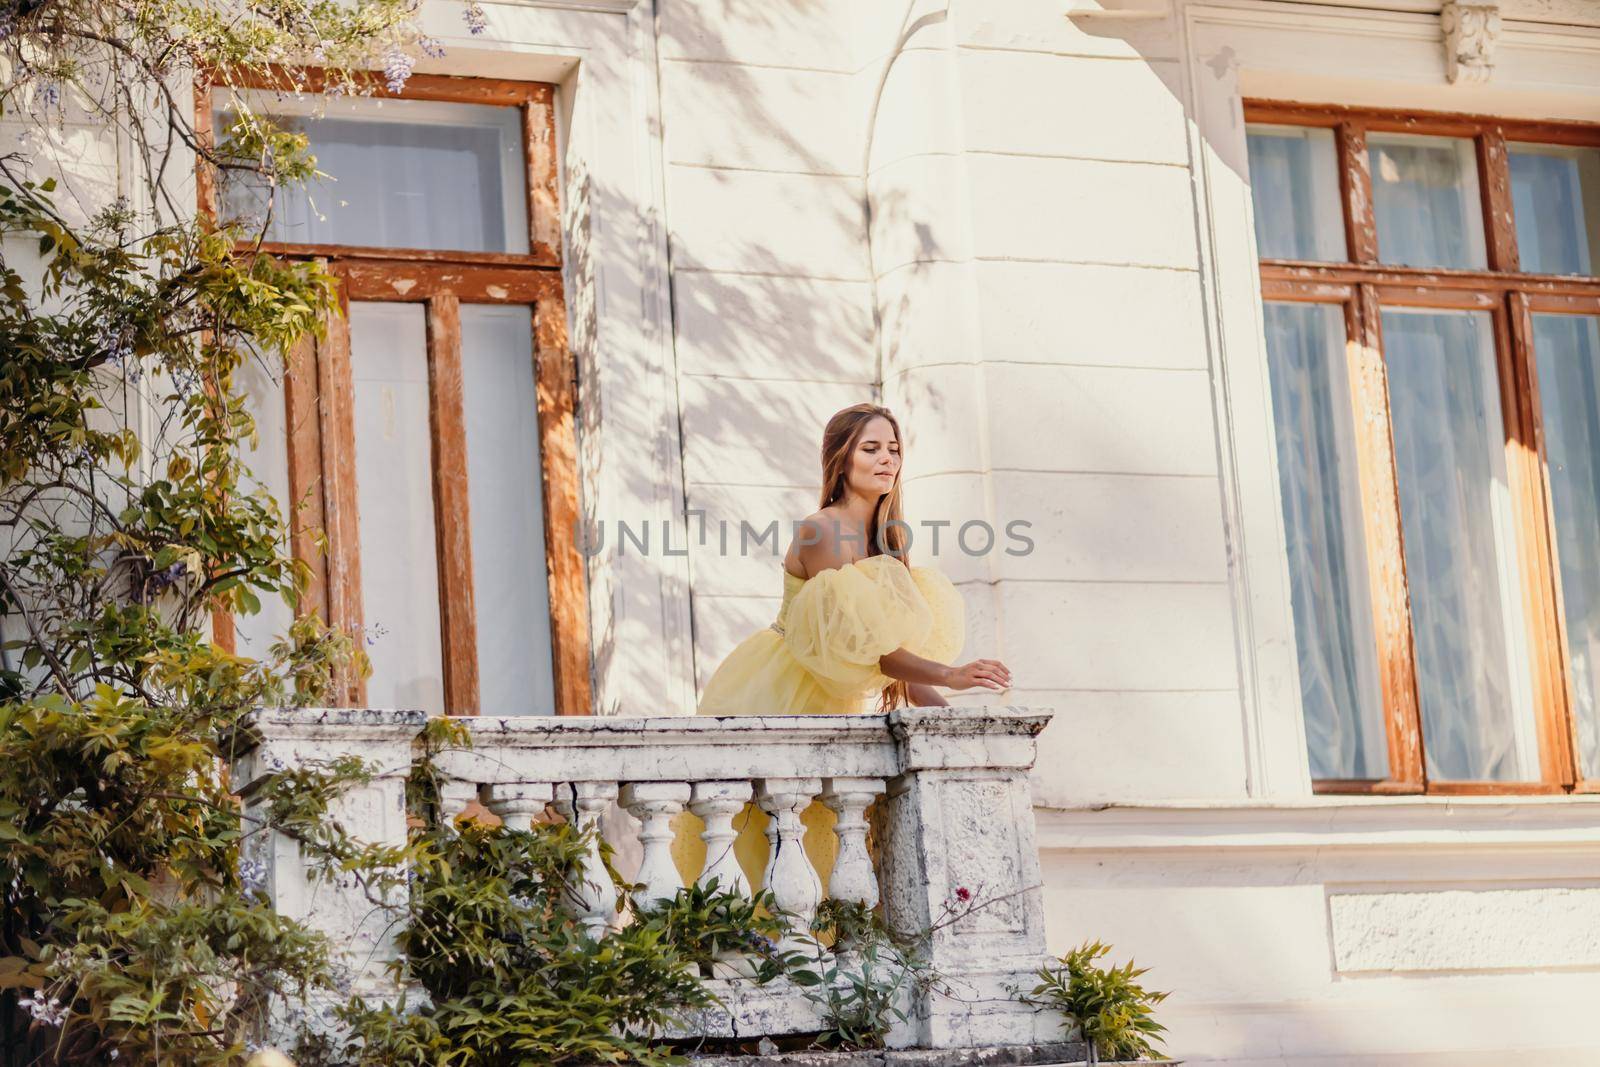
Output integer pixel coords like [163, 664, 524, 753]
[229, 706, 1069, 1054]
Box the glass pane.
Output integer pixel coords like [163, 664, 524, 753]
[460, 305, 558, 716]
[350, 303, 445, 714]
[1369, 133, 1487, 270]
[1510, 143, 1600, 276]
[217, 93, 528, 254]
[234, 345, 295, 659]
[1533, 313, 1600, 779]
[1383, 308, 1538, 781]
[1263, 302, 1387, 778]
[1247, 125, 1347, 262]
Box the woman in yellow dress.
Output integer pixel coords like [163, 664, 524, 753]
[670, 402, 1012, 890]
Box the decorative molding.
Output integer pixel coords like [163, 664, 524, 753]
[1037, 796, 1600, 853]
[1065, 1, 1173, 21]
[1329, 885, 1600, 973]
[501, 0, 641, 12]
[1442, 0, 1502, 82]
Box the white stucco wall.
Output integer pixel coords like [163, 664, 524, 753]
[14, 0, 1600, 1061]
[652, 0, 881, 688]
[644, 1, 1600, 1063]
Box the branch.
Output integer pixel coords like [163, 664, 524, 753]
[0, 563, 76, 699]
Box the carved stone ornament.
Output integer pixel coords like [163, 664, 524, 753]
[1442, 0, 1501, 84]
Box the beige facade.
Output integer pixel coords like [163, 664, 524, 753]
[11, 0, 1600, 1061]
[640, 2, 1600, 1062]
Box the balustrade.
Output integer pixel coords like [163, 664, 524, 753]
[230, 707, 1063, 1051]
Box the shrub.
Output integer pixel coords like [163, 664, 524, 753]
[1021, 940, 1169, 1061]
[0, 0, 490, 1060]
[336, 820, 719, 1066]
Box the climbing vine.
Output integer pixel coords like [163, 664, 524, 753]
[0, 0, 487, 1061]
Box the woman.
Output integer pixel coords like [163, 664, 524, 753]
[699, 402, 1012, 716]
[671, 403, 1012, 889]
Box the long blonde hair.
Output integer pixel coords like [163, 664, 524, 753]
[818, 403, 912, 712]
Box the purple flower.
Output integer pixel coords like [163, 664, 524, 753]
[19, 996, 68, 1028]
[103, 337, 134, 368]
[149, 561, 188, 595]
[37, 81, 61, 112]
[239, 855, 270, 896]
[382, 47, 415, 94]
[419, 35, 447, 59]
[463, 1, 488, 35]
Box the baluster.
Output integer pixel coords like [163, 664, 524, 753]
[822, 777, 884, 909]
[620, 782, 690, 911]
[553, 781, 620, 939]
[758, 777, 823, 952]
[439, 778, 481, 828]
[690, 781, 753, 897]
[485, 782, 553, 831]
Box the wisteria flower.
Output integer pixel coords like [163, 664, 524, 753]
[239, 855, 270, 896]
[19, 995, 68, 1029]
[382, 47, 415, 94]
[150, 560, 188, 594]
[742, 930, 779, 957]
[419, 35, 447, 59]
[463, 0, 488, 35]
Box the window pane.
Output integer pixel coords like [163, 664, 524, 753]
[1247, 125, 1346, 262]
[350, 303, 445, 714]
[218, 94, 529, 254]
[234, 346, 295, 658]
[460, 305, 558, 716]
[1383, 308, 1538, 781]
[1510, 144, 1600, 276]
[1533, 313, 1600, 779]
[1263, 302, 1386, 778]
[1369, 133, 1487, 270]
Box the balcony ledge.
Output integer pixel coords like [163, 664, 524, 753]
[1036, 795, 1600, 853]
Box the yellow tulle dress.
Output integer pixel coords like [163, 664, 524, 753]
[669, 554, 966, 892]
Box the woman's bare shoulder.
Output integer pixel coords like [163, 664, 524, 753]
[786, 508, 850, 578]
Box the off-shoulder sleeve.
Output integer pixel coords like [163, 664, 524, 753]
[781, 556, 933, 700]
[905, 566, 965, 666]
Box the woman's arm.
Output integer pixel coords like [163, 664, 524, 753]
[878, 648, 1012, 692]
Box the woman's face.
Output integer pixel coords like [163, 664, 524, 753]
[846, 416, 901, 498]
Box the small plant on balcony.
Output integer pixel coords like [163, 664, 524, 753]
[333, 819, 726, 1067]
[1019, 940, 1170, 1062]
[789, 897, 939, 1051]
[648, 876, 795, 983]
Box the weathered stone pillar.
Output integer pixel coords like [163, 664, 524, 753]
[227, 707, 425, 1040]
[879, 706, 1063, 1049]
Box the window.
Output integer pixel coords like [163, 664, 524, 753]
[200, 72, 589, 718]
[1246, 102, 1600, 793]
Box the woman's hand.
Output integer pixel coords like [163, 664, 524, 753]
[941, 658, 1012, 692]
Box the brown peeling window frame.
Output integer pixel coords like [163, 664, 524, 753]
[197, 68, 592, 718]
[1247, 100, 1600, 795]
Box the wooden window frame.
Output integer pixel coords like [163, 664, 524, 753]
[198, 68, 592, 718]
[1247, 100, 1600, 795]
